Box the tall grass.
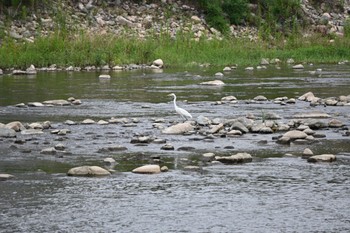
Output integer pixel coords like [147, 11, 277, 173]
[1, 32, 350, 69]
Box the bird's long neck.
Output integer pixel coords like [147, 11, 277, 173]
[173, 96, 177, 108]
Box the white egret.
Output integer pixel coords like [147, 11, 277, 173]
[167, 93, 192, 120]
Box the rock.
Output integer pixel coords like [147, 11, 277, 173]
[12, 70, 27, 75]
[130, 136, 153, 144]
[82, 119, 95, 124]
[98, 145, 127, 153]
[40, 147, 57, 155]
[29, 122, 43, 129]
[6, 121, 25, 131]
[260, 58, 269, 65]
[28, 102, 44, 107]
[26, 64, 37, 74]
[0, 68, 3, 75]
[196, 115, 211, 126]
[160, 166, 169, 172]
[97, 120, 109, 125]
[0, 128, 16, 138]
[245, 67, 254, 71]
[302, 148, 314, 158]
[55, 143, 66, 151]
[208, 123, 224, 134]
[162, 122, 194, 134]
[282, 130, 308, 140]
[67, 166, 111, 176]
[183, 166, 202, 172]
[214, 72, 224, 77]
[287, 58, 295, 64]
[227, 130, 243, 136]
[103, 158, 116, 165]
[298, 92, 316, 102]
[328, 119, 344, 128]
[215, 152, 252, 164]
[227, 120, 249, 133]
[253, 95, 268, 101]
[21, 129, 43, 135]
[223, 67, 231, 71]
[293, 64, 304, 69]
[221, 96, 237, 102]
[43, 99, 71, 106]
[307, 154, 336, 163]
[65, 120, 77, 125]
[161, 144, 175, 150]
[132, 165, 161, 174]
[200, 80, 225, 86]
[294, 112, 330, 118]
[301, 119, 328, 129]
[0, 174, 15, 181]
[99, 74, 111, 79]
[259, 126, 274, 134]
[152, 59, 164, 68]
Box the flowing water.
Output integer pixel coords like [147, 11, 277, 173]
[0, 64, 350, 232]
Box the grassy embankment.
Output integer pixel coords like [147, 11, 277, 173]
[1, 32, 350, 70]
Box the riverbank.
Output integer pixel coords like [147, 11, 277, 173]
[1, 32, 350, 71]
[1, 0, 350, 70]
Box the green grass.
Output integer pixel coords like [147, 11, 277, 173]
[1, 32, 350, 69]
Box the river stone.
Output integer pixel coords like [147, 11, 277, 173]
[40, 147, 57, 155]
[0, 68, 3, 75]
[324, 98, 338, 106]
[215, 72, 224, 77]
[215, 152, 252, 164]
[132, 164, 161, 174]
[282, 130, 308, 140]
[328, 119, 344, 128]
[301, 119, 327, 129]
[65, 120, 77, 125]
[67, 166, 111, 176]
[161, 144, 175, 150]
[29, 122, 43, 129]
[103, 158, 116, 165]
[0, 128, 16, 138]
[54, 143, 66, 150]
[294, 112, 330, 118]
[98, 145, 127, 153]
[152, 59, 164, 68]
[228, 120, 249, 133]
[227, 130, 243, 136]
[223, 67, 231, 71]
[43, 99, 71, 106]
[161, 166, 169, 172]
[21, 129, 43, 135]
[253, 95, 268, 101]
[200, 80, 225, 86]
[162, 122, 194, 135]
[298, 92, 315, 101]
[221, 96, 237, 102]
[99, 74, 111, 79]
[197, 115, 211, 126]
[307, 154, 336, 163]
[259, 126, 274, 134]
[6, 121, 25, 132]
[293, 64, 304, 69]
[26, 64, 37, 74]
[0, 174, 15, 181]
[260, 58, 269, 65]
[82, 119, 95, 124]
[12, 70, 27, 75]
[97, 120, 109, 125]
[245, 66, 254, 71]
[208, 123, 224, 134]
[302, 148, 314, 158]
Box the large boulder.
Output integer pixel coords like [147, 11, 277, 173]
[162, 122, 193, 134]
[132, 165, 161, 174]
[307, 154, 336, 163]
[67, 166, 111, 176]
[6, 121, 25, 132]
[0, 127, 16, 138]
[215, 152, 252, 164]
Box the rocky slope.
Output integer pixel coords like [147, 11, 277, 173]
[1, 0, 349, 43]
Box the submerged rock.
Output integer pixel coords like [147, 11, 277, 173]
[67, 166, 111, 176]
[132, 164, 161, 174]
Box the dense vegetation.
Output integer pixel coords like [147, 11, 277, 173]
[0, 0, 350, 69]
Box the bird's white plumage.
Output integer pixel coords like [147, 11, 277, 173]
[168, 93, 192, 120]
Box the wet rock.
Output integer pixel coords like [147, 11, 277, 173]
[130, 136, 153, 144]
[97, 120, 109, 125]
[215, 152, 252, 164]
[132, 164, 161, 174]
[302, 119, 328, 129]
[43, 99, 71, 106]
[178, 146, 195, 151]
[103, 158, 116, 166]
[6, 121, 25, 132]
[29, 122, 43, 129]
[0, 174, 15, 181]
[293, 64, 304, 69]
[221, 96, 237, 102]
[15, 103, 26, 108]
[215, 72, 224, 77]
[302, 148, 314, 159]
[200, 80, 225, 86]
[26, 64, 37, 75]
[161, 144, 174, 150]
[99, 74, 111, 79]
[67, 166, 111, 176]
[54, 143, 66, 151]
[153, 138, 166, 144]
[294, 112, 330, 118]
[152, 59, 164, 68]
[21, 129, 43, 135]
[253, 95, 268, 101]
[162, 122, 194, 135]
[298, 92, 316, 101]
[98, 145, 127, 153]
[307, 154, 336, 163]
[208, 123, 224, 134]
[160, 166, 169, 172]
[82, 119, 95, 124]
[28, 102, 44, 107]
[0, 128, 16, 138]
[227, 130, 243, 136]
[227, 120, 249, 133]
[65, 120, 77, 125]
[40, 147, 57, 155]
[12, 70, 27, 75]
[282, 130, 308, 140]
[328, 119, 344, 128]
[196, 115, 211, 126]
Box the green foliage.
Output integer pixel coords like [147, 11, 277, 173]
[256, 0, 303, 40]
[222, 0, 249, 25]
[344, 18, 350, 38]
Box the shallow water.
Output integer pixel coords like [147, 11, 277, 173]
[0, 64, 350, 232]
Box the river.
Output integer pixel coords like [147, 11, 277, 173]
[0, 64, 350, 232]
